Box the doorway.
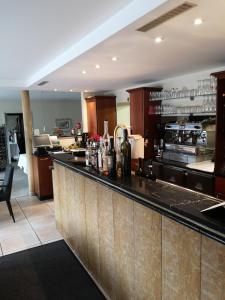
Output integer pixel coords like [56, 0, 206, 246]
[5, 113, 26, 162]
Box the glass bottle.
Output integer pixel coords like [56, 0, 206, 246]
[98, 137, 103, 173]
[135, 158, 143, 177]
[75, 122, 82, 147]
[120, 129, 131, 176]
[85, 140, 91, 167]
[102, 120, 110, 152]
[102, 146, 109, 176]
[108, 137, 116, 177]
[116, 137, 122, 177]
[91, 141, 98, 169]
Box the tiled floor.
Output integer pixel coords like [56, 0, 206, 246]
[0, 163, 62, 256]
[0, 195, 62, 256]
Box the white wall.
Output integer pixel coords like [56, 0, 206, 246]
[31, 100, 81, 134]
[0, 96, 81, 134]
[117, 102, 130, 126]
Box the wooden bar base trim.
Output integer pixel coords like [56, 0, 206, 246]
[53, 162, 225, 300]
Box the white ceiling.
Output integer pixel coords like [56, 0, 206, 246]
[0, 0, 134, 87]
[1, 0, 225, 93]
[0, 90, 81, 102]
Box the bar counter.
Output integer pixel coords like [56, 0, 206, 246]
[52, 153, 225, 299]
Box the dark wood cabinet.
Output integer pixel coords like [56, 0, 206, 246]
[215, 176, 225, 199]
[186, 170, 215, 196]
[211, 71, 225, 177]
[127, 87, 162, 158]
[163, 165, 187, 186]
[86, 95, 117, 136]
[33, 155, 53, 200]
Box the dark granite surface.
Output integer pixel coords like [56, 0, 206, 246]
[52, 153, 225, 245]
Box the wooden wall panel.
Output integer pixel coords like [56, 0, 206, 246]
[86, 99, 97, 137]
[134, 202, 162, 299]
[98, 185, 115, 299]
[64, 169, 76, 247]
[53, 163, 65, 234]
[84, 178, 100, 279]
[52, 164, 59, 228]
[113, 192, 135, 300]
[162, 216, 201, 300]
[201, 236, 225, 300]
[72, 173, 87, 264]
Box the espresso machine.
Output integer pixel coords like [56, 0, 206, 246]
[162, 122, 215, 164]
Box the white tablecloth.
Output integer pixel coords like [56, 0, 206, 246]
[18, 154, 28, 174]
[9, 143, 20, 160]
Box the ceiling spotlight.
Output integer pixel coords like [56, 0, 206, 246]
[194, 18, 203, 25]
[82, 70, 86, 74]
[155, 36, 163, 43]
[69, 89, 73, 92]
[53, 88, 58, 92]
[95, 64, 100, 69]
[112, 57, 118, 61]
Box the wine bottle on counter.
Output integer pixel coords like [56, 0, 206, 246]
[91, 141, 98, 170]
[103, 120, 110, 151]
[108, 137, 116, 177]
[102, 120, 110, 176]
[135, 158, 144, 177]
[116, 138, 122, 178]
[120, 128, 131, 176]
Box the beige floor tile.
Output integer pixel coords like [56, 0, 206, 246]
[0, 201, 25, 224]
[28, 214, 55, 227]
[46, 201, 55, 211]
[28, 215, 62, 243]
[20, 203, 54, 220]
[34, 226, 62, 244]
[16, 196, 42, 208]
[1, 229, 41, 255]
[0, 219, 32, 239]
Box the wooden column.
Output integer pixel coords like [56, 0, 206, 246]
[21, 90, 34, 194]
[81, 92, 88, 132]
[127, 87, 162, 159]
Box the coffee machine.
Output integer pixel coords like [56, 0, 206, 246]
[162, 122, 215, 164]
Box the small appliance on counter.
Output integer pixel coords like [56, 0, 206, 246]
[162, 122, 215, 164]
[33, 134, 52, 156]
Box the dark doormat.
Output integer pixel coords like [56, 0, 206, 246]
[0, 240, 105, 300]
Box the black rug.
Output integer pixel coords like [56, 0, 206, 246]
[0, 240, 105, 300]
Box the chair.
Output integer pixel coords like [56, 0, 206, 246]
[0, 165, 15, 222]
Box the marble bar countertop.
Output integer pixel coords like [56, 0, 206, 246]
[52, 153, 225, 245]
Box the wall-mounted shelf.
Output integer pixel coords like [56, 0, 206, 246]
[161, 113, 216, 117]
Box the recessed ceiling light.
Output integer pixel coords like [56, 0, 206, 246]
[155, 36, 163, 43]
[69, 89, 73, 92]
[82, 70, 86, 74]
[53, 88, 58, 92]
[95, 64, 100, 69]
[194, 18, 203, 25]
[112, 57, 118, 61]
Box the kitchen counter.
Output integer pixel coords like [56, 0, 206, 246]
[52, 153, 224, 245]
[52, 153, 225, 299]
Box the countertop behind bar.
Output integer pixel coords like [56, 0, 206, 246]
[52, 153, 225, 245]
